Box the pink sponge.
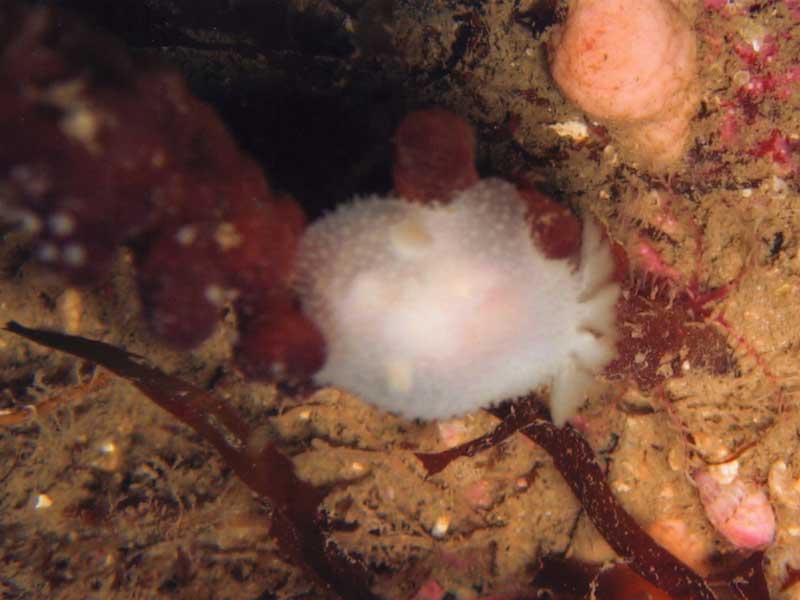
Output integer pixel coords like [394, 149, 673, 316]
[549, 0, 699, 169]
[293, 179, 619, 425]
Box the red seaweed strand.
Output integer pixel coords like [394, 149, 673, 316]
[714, 551, 770, 600]
[414, 396, 548, 475]
[416, 396, 717, 599]
[514, 411, 716, 600]
[4, 321, 377, 600]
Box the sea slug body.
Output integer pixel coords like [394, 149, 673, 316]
[293, 179, 619, 425]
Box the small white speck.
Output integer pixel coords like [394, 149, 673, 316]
[709, 460, 739, 485]
[350, 462, 366, 473]
[63, 243, 86, 266]
[100, 441, 116, 454]
[612, 481, 631, 493]
[385, 357, 413, 393]
[681, 360, 691, 372]
[603, 144, 618, 164]
[772, 176, 789, 195]
[10, 165, 50, 196]
[548, 120, 589, 142]
[175, 225, 197, 245]
[431, 515, 451, 538]
[20, 212, 42, 233]
[732, 70, 750, 87]
[297, 410, 311, 421]
[37, 243, 59, 262]
[389, 217, 432, 259]
[740, 188, 753, 198]
[270, 361, 286, 377]
[204, 284, 238, 307]
[61, 108, 99, 148]
[48, 212, 75, 237]
[33, 493, 53, 510]
[215, 222, 242, 251]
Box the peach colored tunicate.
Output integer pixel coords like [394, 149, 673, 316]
[549, 0, 699, 169]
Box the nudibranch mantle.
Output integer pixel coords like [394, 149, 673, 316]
[293, 179, 619, 425]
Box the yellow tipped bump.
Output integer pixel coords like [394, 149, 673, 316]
[389, 215, 433, 259]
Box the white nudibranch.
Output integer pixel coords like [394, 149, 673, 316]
[292, 179, 619, 426]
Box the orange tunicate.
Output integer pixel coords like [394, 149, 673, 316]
[549, 0, 699, 169]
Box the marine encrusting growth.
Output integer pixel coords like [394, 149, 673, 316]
[0, 3, 323, 378]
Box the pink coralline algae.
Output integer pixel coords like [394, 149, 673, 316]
[706, 0, 800, 18]
[602, 192, 736, 390]
[707, 3, 800, 171]
[548, 0, 700, 169]
[0, 3, 324, 378]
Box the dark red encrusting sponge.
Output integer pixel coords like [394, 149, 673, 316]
[393, 108, 480, 203]
[0, 2, 323, 378]
[517, 186, 583, 260]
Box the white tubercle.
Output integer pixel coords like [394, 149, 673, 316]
[293, 179, 619, 425]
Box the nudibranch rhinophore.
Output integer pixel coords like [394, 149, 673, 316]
[293, 176, 620, 426]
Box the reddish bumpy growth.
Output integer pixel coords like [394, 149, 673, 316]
[393, 108, 479, 204]
[0, 3, 323, 378]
